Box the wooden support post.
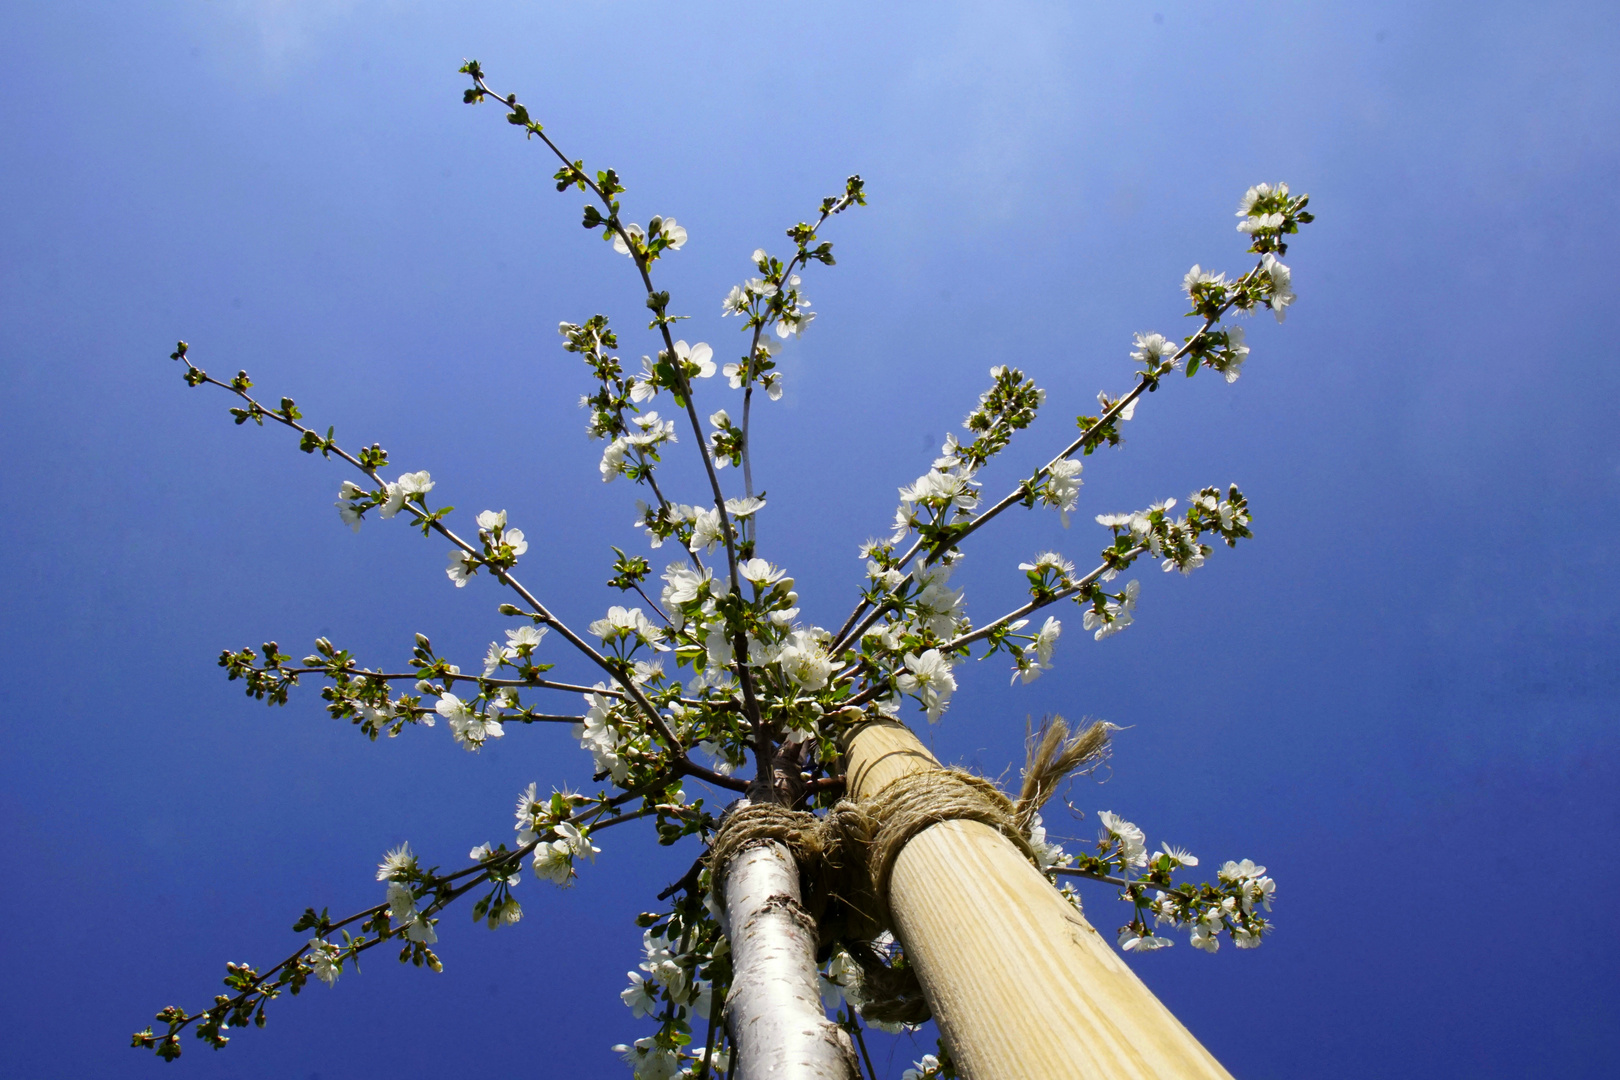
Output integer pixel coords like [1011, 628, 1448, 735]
[845, 719, 1233, 1080]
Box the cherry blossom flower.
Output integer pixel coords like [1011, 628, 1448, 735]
[776, 630, 838, 691]
[1032, 615, 1062, 665]
[446, 549, 477, 587]
[1261, 253, 1295, 322]
[897, 649, 957, 722]
[1130, 331, 1178, 372]
[1159, 841, 1198, 867]
[611, 222, 645, 257]
[689, 507, 723, 554]
[671, 340, 715, 378]
[1045, 459, 1084, 525]
[376, 842, 417, 882]
[656, 217, 687, 249]
[1098, 810, 1148, 867]
[620, 972, 657, 1018]
[532, 841, 573, 886]
[307, 939, 342, 986]
[1182, 263, 1227, 296]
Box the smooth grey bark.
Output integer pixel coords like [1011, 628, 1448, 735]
[721, 840, 858, 1080]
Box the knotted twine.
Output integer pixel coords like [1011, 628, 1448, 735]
[706, 717, 1111, 1027]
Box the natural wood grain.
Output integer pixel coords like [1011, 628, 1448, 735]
[846, 720, 1233, 1080]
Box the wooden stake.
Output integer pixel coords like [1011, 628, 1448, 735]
[846, 719, 1234, 1080]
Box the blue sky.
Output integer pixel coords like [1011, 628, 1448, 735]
[1, 1, 1616, 1077]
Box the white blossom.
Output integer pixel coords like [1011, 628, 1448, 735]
[514, 782, 542, 831]
[725, 495, 766, 518]
[574, 688, 626, 782]
[436, 692, 504, 750]
[739, 558, 785, 587]
[689, 507, 723, 554]
[904, 561, 964, 637]
[1033, 615, 1061, 665]
[1238, 211, 1284, 235]
[307, 938, 342, 986]
[613, 1036, 678, 1080]
[1044, 459, 1084, 525]
[376, 842, 417, 882]
[660, 561, 712, 612]
[621, 971, 658, 1018]
[506, 624, 547, 651]
[1243, 875, 1276, 913]
[555, 821, 600, 862]
[611, 222, 645, 256]
[482, 641, 508, 676]
[820, 949, 862, 1008]
[657, 217, 687, 249]
[385, 881, 437, 944]
[532, 840, 573, 886]
[1097, 389, 1138, 422]
[692, 1045, 731, 1076]
[1159, 841, 1198, 867]
[776, 629, 838, 691]
[1182, 264, 1226, 297]
[588, 605, 662, 645]
[446, 549, 477, 587]
[672, 340, 715, 378]
[1261, 253, 1295, 322]
[335, 481, 367, 531]
[1219, 858, 1267, 883]
[899, 467, 979, 513]
[599, 437, 630, 481]
[1019, 551, 1075, 578]
[901, 1054, 941, 1080]
[379, 470, 434, 519]
[1027, 814, 1067, 869]
[896, 649, 957, 722]
[1119, 929, 1173, 953]
[1236, 184, 1264, 216]
[1214, 323, 1249, 383]
[1130, 332, 1179, 372]
[1097, 810, 1148, 867]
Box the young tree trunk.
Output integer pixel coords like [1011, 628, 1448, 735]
[846, 720, 1234, 1080]
[722, 838, 859, 1080]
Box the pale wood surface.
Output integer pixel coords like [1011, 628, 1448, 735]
[846, 720, 1234, 1080]
[724, 839, 860, 1080]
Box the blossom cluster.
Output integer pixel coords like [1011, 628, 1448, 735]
[612, 878, 730, 1080]
[1036, 808, 1277, 955]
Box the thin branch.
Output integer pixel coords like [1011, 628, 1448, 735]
[940, 549, 1142, 654]
[735, 198, 845, 548]
[142, 794, 655, 1049]
[850, 1012, 878, 1080]
[1048, 866, 1136, 889]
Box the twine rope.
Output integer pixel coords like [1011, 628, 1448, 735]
[705, 717, 1110, 1028]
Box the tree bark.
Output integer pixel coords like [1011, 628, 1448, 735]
[722, 838, 859, 1080]
[846, 719, 1234, 1080]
